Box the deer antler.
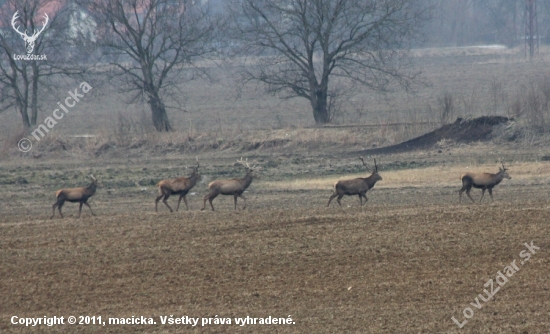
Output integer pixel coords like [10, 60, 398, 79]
[195, 157, 199, 169]
[237, 157, 256, 170]
[89, 174, 97, 182]
[11, 11, 27, 38]
[237, 157, 249, 168]
[359, 157, 377, 172]
[499, 158, 506, 170]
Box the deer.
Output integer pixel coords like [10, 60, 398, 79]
[155, 159, 201, 212]
[327, 157, 382, 208]
[459, 162, 511, 203]
[51, 174, 97, 219]
[202, 158, 257, 211]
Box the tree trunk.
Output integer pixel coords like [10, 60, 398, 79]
[21, 69, 31, 129]
[310, 87, 329, 124]
[18, 102, 31, 129]
[148, 92, 172, 132]
[31, 63, 39, 126]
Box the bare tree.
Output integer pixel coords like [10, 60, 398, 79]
[0, 0, 93, 129]
[228, 0, 430, 124]
[82, 0, 218, 132]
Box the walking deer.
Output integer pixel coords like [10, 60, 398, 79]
[327, 157, 382, 208]
[459, 162, 511, 203]
[155, 159, 201, 212]
[51, 174, 97, 219]
[202, 158, 257, 211]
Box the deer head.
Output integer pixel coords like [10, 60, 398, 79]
[237, 157, 258, 179]
[11, 11, 49, 55]
[194, 157, 200, 172]
[499, 159, 511, 179]
[359, 157, 382, 184]
[190, 157, 201, 181]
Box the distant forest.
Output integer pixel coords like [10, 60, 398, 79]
[421, 0, 550, 47]
[210, 0, 550, 47]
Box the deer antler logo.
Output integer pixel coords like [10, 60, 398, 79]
[11, 11, 49, 55]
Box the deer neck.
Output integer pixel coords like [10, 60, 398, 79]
[241, 172, 254, 189]
[365, 173, 379, 187]
[367, 178, 378, 188]
[493, 173, 505, 185]
[189, 172, 198, 186]
[87, 182, 97, 195]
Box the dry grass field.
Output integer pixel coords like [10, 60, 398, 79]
[1, 46, 550, 333]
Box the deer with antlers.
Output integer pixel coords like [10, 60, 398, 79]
[459, 161, 511, 203]
[155, 159, 201, 212]
[327, 157, 382, 208]
[11, 11, 49, 55]
[51, 175, 97, 219]
[202, 158, 257, 211]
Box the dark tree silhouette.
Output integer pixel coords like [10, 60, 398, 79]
[83, 0, 217, 131]
[229, 0, 429, 124]
[0, 0, 85, 129]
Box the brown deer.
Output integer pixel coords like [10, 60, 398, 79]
[155, 159, 201, 212]
[327, 157, 382, 208]
[202, 158, 257, 211]
[51, 175, 97, 219]
[459, 162, 511, 203]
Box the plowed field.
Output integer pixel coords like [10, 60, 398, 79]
[1, 172, 549, 333]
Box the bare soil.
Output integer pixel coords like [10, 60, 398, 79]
[1, 148, 550, 333]
[362, 116, 511, 155]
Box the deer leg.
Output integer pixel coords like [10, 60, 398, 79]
[233, 194, 238, 210]
[202, 192, 218, 211]
[154, 194, 164, 212]
[358, 194, 363, 206]
[176, 195, 183, 212]
[459, 178, 472, 204]
[465, 188, 475, 203]
[327, 193, 338, 207]
[78, 202, 83, 218]
[202, 195, 208, 211]
[361, 193, 368, 206]
[58, 202, 64, 218]
[336, 194, 344, 207]
[52, 197, 66, 219]
[83, 202, 95, 216]
[488, 188, 494, 201]
[239, 194, 247, 210]
[51, 202, 59, 219]
[208, 195, 217, 211]
[162, 194, 173, 212]
[479, 189, 486, 203]
[182, 196, 189, 210]
[202, 192, 217, 211]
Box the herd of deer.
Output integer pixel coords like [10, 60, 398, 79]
[49, 157, 512, 219]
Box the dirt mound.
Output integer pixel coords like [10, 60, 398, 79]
[363, 116, 510, 155]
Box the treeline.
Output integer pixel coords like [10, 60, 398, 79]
[422, 0, 550, 47]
